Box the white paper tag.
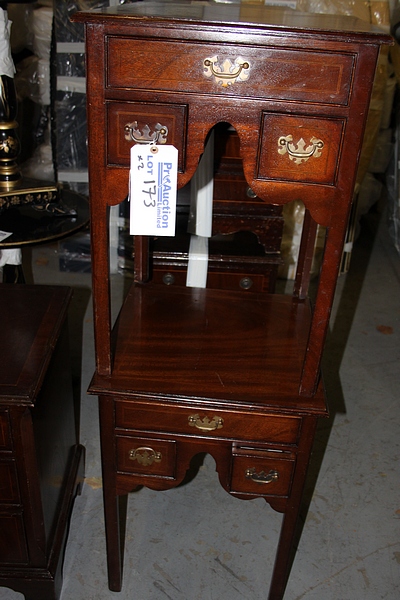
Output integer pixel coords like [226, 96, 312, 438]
[130, 144, 178, 236]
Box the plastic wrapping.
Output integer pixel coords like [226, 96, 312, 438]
[13, 7, 53, 106]
[8, 4, 34, 55]
[56, 52, 86, 79]
[370, 1, 391, 30]
[55, 0, 99, 43]
[53, 0, 109, 194]
[386, 143, 400, 255]
[59, 231, 91, 273]
[303, 0, 371, 21]
[55, 91, 88, 171]
[9, 5, 55, 180]
[278, 201, 326, 281]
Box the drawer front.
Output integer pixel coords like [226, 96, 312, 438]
[153, 266, 273, 293]
[107, 37, 354, 105]
[0, 461, 19, 504]
[0, 512, 28, 563]
[115, 402, 300, 444]
[107, 100, 187, 171]
[231, 451, 295, 497]
[116, 435, 176, 478]
[258, 113, 345, 185]
[0, 410, 11, 451]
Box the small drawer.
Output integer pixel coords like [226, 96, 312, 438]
[0, 410, 11, 451]
[116, 435, 176, 478]
[106, 100, 187, 172]
[115, 402, 300, 444]
[0, 461, 19, 504]
[230, 449, 295, 497]
[205, 271, 270, 293]
[107, 38, 354, 105]
[258, 113, 345, 186]
[153, 267, 272, 293]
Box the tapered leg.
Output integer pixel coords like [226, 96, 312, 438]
[98, 396, 124, 591]
[267, 500, 304, 600]
[268, 416, 319, 600]
[103, 489, 124, 591]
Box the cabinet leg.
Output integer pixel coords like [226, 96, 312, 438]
[99, 396, 126, 591]
[268, 418, 318, 600]
[103, 488, 127, 591]
[267, 503, 301, 600]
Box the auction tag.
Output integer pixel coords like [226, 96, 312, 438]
[130, 144, 178, 236]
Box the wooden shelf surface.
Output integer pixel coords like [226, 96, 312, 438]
[90, 283, 327, 415]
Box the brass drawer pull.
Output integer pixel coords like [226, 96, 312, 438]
[129, 447, 162, 466]
[124, 121, 168, 144]
[278, 135, 324, 164]
[203, 56, 250, 87]
[188, 414, 224, 432]
[245, 467, 279, 485]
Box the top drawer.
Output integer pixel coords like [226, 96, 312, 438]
[115, 401, 300, 445]
[107, 36, 354, 106]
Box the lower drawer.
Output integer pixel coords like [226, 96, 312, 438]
[0, 512, 28, 564]
[230, 449, 295, 497]
[0, 460, 20, 504]
[153, 266, 273, 293]
[0, 410, 11, 451]
[116, 435, 176, 478]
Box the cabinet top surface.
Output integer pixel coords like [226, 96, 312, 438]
[73, 0, 391, 44]
[0, 284, 71, 405]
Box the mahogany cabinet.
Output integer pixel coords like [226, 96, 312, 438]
[73, 4, 391, 599]
[0, 284, 84, 600]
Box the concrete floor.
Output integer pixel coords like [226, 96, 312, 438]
[1, 208, 399, 599]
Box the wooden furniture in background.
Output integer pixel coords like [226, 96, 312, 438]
[74, 4, 391, 599]
[0, 284, 85, 600]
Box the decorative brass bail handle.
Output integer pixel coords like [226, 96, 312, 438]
[245, 468, 279, 485]
[203, 56, 251, 87]
[188, 414, 224, 432]
[124, 122, 169, 144]
[278, 135, 324, 164]
[129, 447, 162, 466]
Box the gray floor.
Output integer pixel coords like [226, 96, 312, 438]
[1, 209, 399, 599]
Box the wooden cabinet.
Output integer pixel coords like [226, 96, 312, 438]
[0, 285, 84, 600]
[73, 4, 391, 599]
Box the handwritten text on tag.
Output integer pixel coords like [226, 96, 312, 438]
[130, 145, 178, 236]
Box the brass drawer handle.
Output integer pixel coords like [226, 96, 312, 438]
[124, 121, 168, 144]
[188, 414, 224, 432]
[278, 135, 324, 164]
[129, 447, 162, 466]
[203, 56, 250, 87]
[245, 467, 279, 485]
